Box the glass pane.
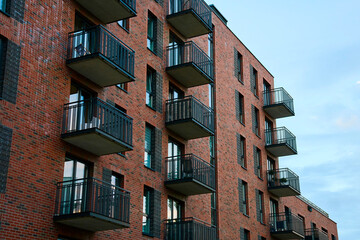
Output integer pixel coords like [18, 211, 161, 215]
[75, 162, 86, 179]
[63, 160, 74, 182]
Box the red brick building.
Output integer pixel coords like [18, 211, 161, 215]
[0, 0, 338, 239]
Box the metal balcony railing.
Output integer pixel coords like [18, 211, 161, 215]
[67, 25, 135, 78]
[168, 0, 212, 29]
[166, 96, 214, 133]
[54, 178, 130, 224]
[270, 212, 304, 236]
[62, 98, 133, 147]
[263, 87, 294, 114]
[165, 217, 216, 240]
[166, 154, 215, 190]
[120, 0, 136, 13]
[305, 228, 329, 240]
[265, 127, 297, 152]
[167, 41, 214, 80]
[267, 168, 300, 192]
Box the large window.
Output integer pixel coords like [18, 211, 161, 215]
[146, 67, 156, 108]
[144, 124, 154, 169]
[147, 12, 156, 52]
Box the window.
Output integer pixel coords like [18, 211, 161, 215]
[143, 187, 151, 234]
[250, 65, 258, 96]
[211, 193, 216, 226]
[209, 84, 214, 109]
[167, 197, 183, 220]
[116, 105, 127, 156]
[118, 19, 129, 32]
[321, 227, 328, 234]
[235, 51, 243, 83]
[252, 105, 260, 136]
[169, 84, 184, 100]
[146, 67, 156, 108]
[238, 179, 248, 215]
[117, 83, 128, 92]
[147, 12, 156, 52]
[144, 124, 154, 169]
[143, 186, 161, 237]
[331, 234, 337, 240]
[0, 0, 7, 13]
[210, 136, 215, 165]
[256, 190, 264, 223]
[0, 37, 5, 89]
[208, 32, 213, 58]
[269, 199, 278, 216]
[263, 79, 271, 105]
[298, 214, 306, 234]
[244, 229, 250, 240]
[254, 146, 261, 178]
[236, 91, 244, 124]
[111, 172, 124, 188]
[237, 134, 246, 168]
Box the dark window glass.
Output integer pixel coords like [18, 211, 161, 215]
[254, 147, 261, 178]
[263, 80, 271, 105]
[145, 124, 154, 168]
[143, 187, 151, 234]
[0, 0, 7, 12]
[239, 92, 244, 124]
[237, 52, 242, 82]
[239, 135, 246, 168]
[167, 197, 183, 220]
[118, 19, 129, 31]
[242, 181, 248, 215]
[258, 190, 264, 223]
[244, 229, 250, 240]
[169, 84, 184, 100]
[117, 83, 128, 92]
[147, 13, 156, 51]
[146, 67, 156, 108]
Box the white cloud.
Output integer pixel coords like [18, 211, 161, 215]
[356, 80, 360, 85]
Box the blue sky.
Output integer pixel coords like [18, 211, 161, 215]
[209, 1, 360, 239]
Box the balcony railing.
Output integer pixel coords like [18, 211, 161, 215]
[67, 25, 135, 87]
[270, 212, 305, 239]
[263, 88, 295, 119]
[54, 178, 130, 231]
[166, 41, 213, 88]
[166, 96, 214, 140]
[74, 0, 137, 23]
[167, 0, 212, 38]
[61, 98, 133, 156]
[165, 218, 216, 240]
[265, 127, 297, 157]
[305, 228, 329, 240]
[267, 168, 300, 197]
[165, 154, 215, 195]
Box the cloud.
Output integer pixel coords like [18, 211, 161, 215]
[356, 81, 360, 85]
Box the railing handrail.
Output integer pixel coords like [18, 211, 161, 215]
[120, 0, 137, 13]
[263, 87, 293, 100]
[63, 98, 133, 120]
[166, 41, 212, 63]
[68, 25, 135, 54]
[166, 153, 215, 168]
[265, 126, 296, 138]
[165, 217, 215, 228]
[270, 212, 303, 221]
[267, 168, 299, 178]
[305, 228, 328, 235]
[166, 96, 213, 113]
[56, 177, 130, 194]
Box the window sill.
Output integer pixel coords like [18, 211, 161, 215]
[147, 47, 157, 56]
[116, 85, 128, 93]
[238, 79, 244, 85]
[255, 133, 261, 139]
[243, 213, 250, 218]
[144, 165, 155, 172]
[239, 121, 245, 127]
[241, 166, 247, 171]
[142, 232, 154, 238]
[118, 25, 130, 34]
[146, 104, 157, 112]
[254, 94, 259, 99]
[258, 176, 263, 181]
[0, 10, 10, 17]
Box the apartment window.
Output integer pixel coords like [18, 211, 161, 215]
[208, 32, 213, 58]
[118, 19, 129, 32]
[143, 187, 151, 234]
[263, 79, 271, 105]
[238, 179, 248, 215]
[259, 237, 266, 240]
[111, 172, 124, 188]
[0, 0, 7, 13]
[250, 65, 258, 96]
[237, 134, 246, 168]
[0, 37, 5, 91]
[234, 50, 243, 83]
[210, 136, 215, 165]
[211, 193, 217, 226]
[167, 197, 183, 220]
[252, 105, 260, 136]
[331, 234, 337, 240]
[145, 124, 154, 169]
[256, 190, 264, 224]
[147, 12, 156, 52]
[298, 214, 306, 234]
[235, 90, 244, 124]
[209, 84, 214, 109]
[254, 146, 261, 178]
[146, 67, 156, 108]
[322, 227, 328, 235]
[240, 228, 250, 240]
[117, 83, 128, 92]
[143, 186, 161, 237]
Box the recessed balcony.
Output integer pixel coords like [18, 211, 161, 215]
[167, 0, 212, 38]
[67, 25, 135, 87]
[270, 212, 305, 240]
[265, 127, 297, 157]
[166, 96, 214, 140]
[54, 178, 130, 232]
[305, 228, 329, 240]
[166, 41, 213, 88]
[61, 98, 133, 156]
[165, 218, 216, 240]
[74, 0, 136, 24]
[263, 87, 295, 119]
[267, 168, 301, 197]
[165, 154, 215, 196]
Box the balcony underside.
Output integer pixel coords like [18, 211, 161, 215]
[166, 119, 214, 140]
[54, 212, 130, 232]
[266, 143, 297, 157]
[67, 54, 134, 87]
[264, 103, 295, 119]
[268, 185, 301, 197]
[75, 0, 136, 24]
[61, 128, 132, 156]
[167, 10, 211, 38]
[166, 63, 212, 88]
[271, 231, 304, 240]
[165, 178, 215, 196]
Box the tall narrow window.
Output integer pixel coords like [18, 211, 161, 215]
[169, 84, 184, 100]
[237, 52, 242, 82]
[256, 190, 264, 223]
[211, 193, 216, 226]
[143, 187, 151, 234]
[235, 90, 244, 124]
[142, 186, 161, 237]
[210, 136, 215, 165]
[250, 65, 258, 96]
[144, 124, 154, 168]
[0, 0, 7, 12]
[331, 234, 337, 240]
[209, 84, 214, 109]
[118, 19, 129, 31]
[147, 12, 156, 52]
[252, 105, 260, 136]
[254, 146, 261, 178]
[167, 197, 183, 220]
[208, 32, 213, 59]
[237, 134, 246, 168]
[263, 79, 271, 105]
[244, 229, 250, 240]
[239, 179, 248, 215]
[146, 67, 156, 108]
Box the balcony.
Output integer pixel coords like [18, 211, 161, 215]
[74, 0, 136, 24]
[67, 25, 135, 87]
[165, 154, 215, 196]
[267, 168, 301, 197]
[166, 41, 213, 88]
[166, 96, 214, 140]
[265, 127, 297, 157]
[270, 212, 305, 240]
[165, 218, 216, 240]
[167, 0, 212, 38]
[305, 228, 329, 240]
[61, 98, 133, 156]
[263, 88, 295, 119]
[54, 178, 130, 232]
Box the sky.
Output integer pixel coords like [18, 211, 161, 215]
[208, 1, 360, 239]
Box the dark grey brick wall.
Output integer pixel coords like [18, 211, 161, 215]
[152, 127, 162, 173]
[102, 167, 112, 183]
[9, 0, 25, 22]
[150, 189, 161, 238]
[0, 125, 13, 193]
[155, 72, 163, 113]
[155, 18, 163, 58]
